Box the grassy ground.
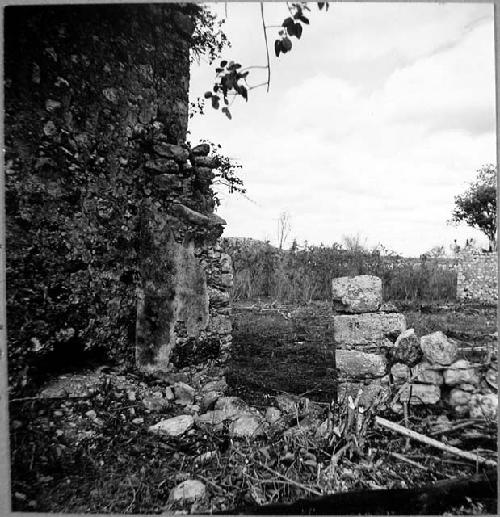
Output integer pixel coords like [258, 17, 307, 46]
[9, 301, 498, 514]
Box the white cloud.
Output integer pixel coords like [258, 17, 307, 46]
[189, 3, 496, 256]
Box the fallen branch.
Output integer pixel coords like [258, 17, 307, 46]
[389, 451, 430, 471]
[376, 416, 497, 467]
[221, 469, 497, 514]
[429, 419, 479, 437]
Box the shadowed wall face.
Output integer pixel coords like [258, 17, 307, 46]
[5, 4, 232, 388]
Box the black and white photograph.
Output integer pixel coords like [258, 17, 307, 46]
[2, 1, 498, 514]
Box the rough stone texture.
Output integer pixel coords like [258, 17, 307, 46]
[169, 480, 206, 503]
[443, 359, 480, 386]
[399, 384, 441, 405]
[457, 251, 498, 303]
[391, 363, 410, 383]
[448, 388, 472, 406]
[390, 329, 423, 367]
[333, 312, 406, 346]
[336, 350, 387, 380]
[420, 331, 457, 366]
[230, 414, 266, 438]
[148, 414, 194, 437]
[413, 362, 444, 385]
[173, 382, 196, 405]
[142, 396, 170, 412]
[331, 275, 382, 313]
[265, 407, 282, 424]
[469, 393, 498, 419]
[5, 4, 233, 387]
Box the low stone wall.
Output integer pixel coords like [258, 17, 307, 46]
[456, 251, 498, 303]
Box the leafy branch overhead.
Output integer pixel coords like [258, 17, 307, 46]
[203, 2, 329, 119]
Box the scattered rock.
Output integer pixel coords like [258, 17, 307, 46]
[173, 382, 195, 406]
[333, 312, 406, 346]
[230, 414, 266, 438]
[390, 329, 422, 367]
[214, 396, 248, 413]
[148, 415, 194, 437]
[132, 417, 144, 424]
[265, 407, 281, 424]
[191, 143, 210, 156]
[399, 384, 441, 405]
[169, 479, 206, 503]
[420, 331, 457, 365]
[200, 391, 221, 412]
[331, 275, 382, 313]
[142, 396, 170, 412]
[443, 359, 480, 386]
[165, 387, 175, 401]
[336, 350, 387, 379]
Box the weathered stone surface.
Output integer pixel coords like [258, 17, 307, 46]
[390, 329, 422, 367]
[265, 407, 282, 424]
[337, 380, 390, 407]
[148, 414, 194, 436]
[230, 414, 266, 438]
[191, 143, 210, 156]
[420, 331, 457, 365]
[142, 396, 170, 411]
[201, 378, 227, 393]
[399, 384, 441, 405]
[173, 382, 195, 405]
[145, 158, 179, 174]
[194, 155, 216, 167]
[379, 302, 398, 313]
[331, 275, 382, 313]
[448, 388, 472, 406]
[469, 393, 498, 419]
[336, 350, 387, 380]
[153, 143, 189, 162]
[172, 203, 226, 227]
[443, 359, 480, 386]
[214, 396, 248, 413]
[391, 363, 410, 383]
[169, 479, 206, 503]
[333, 312, 406, 346]
[200, 391, 221, 412]
[413, 362, 443, 385]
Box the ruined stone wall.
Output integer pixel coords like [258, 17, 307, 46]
[5, 4, 232, 388]
[456, 251, 498, 303]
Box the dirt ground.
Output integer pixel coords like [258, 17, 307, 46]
[9, 302, 498, 514]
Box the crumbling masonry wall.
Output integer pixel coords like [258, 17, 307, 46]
[5, 4, 232, 388]
[456, 251, 497, 303]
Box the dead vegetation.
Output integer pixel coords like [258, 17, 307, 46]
[9, 302, 498, 514]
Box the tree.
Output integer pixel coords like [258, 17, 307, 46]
[451, 164, 497, 251]
[341, 233, 368, 252]
[277, 211, 292, 250]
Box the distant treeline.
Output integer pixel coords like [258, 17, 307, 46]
[221, 239, 458, 304]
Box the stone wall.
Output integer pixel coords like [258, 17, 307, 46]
[456, 251, 498, 303]
[5, 4, 232, 388]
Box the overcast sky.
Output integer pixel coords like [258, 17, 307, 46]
[188, 2, 496, 257]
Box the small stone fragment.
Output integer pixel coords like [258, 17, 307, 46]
[143, 396, 170, 412]
[148, 414, 194, 437]
[390, 363, 410, 383]
[230, 414, 266, 438]
[265, 407, 282, 424]
[448, 388, 472, 406]
[412, 362, 443, 385]
[391, 329, 422, 367]
[173, 382, 195, 406]
[169, 479, 206, 503]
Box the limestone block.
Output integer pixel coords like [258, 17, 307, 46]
[391, 363, 410, 383]
[420, 331, 457, 365]
[173, 382, 195, 405]
[469, 393, 498, 419]
[230, 414, 266, 438]
[336, 350, 387, 380]
[145, 158, 179, 174]
[191, 143, 210, 156]
[448, 388, 472, 406]
[413, 362, 443, 385]
[443, 359, 480, 385]
[331, 275, 382, 313]
[333, 312, 406, 346]
[399, 384, 441, 405]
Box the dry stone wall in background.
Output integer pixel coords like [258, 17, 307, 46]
[456, 251, 498, 304]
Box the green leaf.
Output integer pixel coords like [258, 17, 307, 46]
[211, 95, 220, 109]
[317, 2, 325, 9]
[299, 15, 310, 24]
[203, 91, 212, 99]
[221, 107, 232, 120]
[220, 60, 227, 67]
[281, 37, 292, 53]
